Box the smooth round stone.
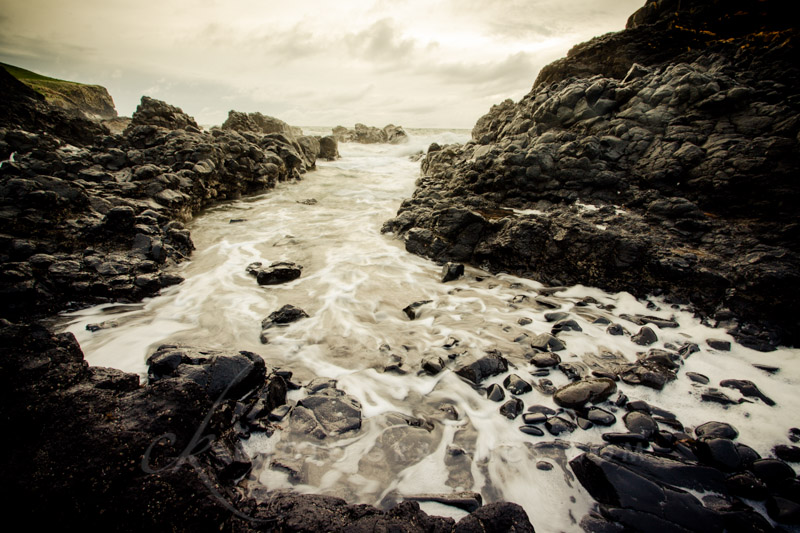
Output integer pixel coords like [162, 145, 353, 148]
[586, 407, 616, 426]
[553, 378, 617, 409]
[695, 421, 739, 440]
[686, 372, 710, 384]
[726, 472, 769, 500]
[519, 425, 544, 437]
[766, 496, 800, 525]
[544, 312, 570, 322]
[623, 411, 658, 439]
[536, 461, 554, 471]
[601, 432, 650, 447]
[750, 459, 797, 488]
[522, 412, 547, 425]
[697, 438, 742, 471]
[530, 352, 561, 368]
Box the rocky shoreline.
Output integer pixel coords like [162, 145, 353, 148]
[0, 65, 534, 530]
[383, 0, 800, 352]
[1, 0, 799, 531]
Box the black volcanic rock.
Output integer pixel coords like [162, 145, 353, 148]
[382, 0, 800, 349]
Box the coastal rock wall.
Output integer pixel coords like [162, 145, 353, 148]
[0, 94, 319, 320]
[384, 0, 800, 350]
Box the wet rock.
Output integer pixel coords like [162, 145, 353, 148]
[678, 343, 700, 358]
[707, 338, 732, 351]
[421, 356, 446, 375]
[558, 362, 587, 381]
[695, 438, 742, 472]
[774, 445, 800, 463]
[726, 471, 769, 500]
[586, 407, 616, 426]
[720, 379, 775, 406]
[766, 496, 800, 525]
[701, 389, 738, 405]
[441, 262, 464, 282]
[545, 416, 577, 436]
[536, 461, 553, 471]
[696, 421, 739, 440]
[260, 304, 309, 343]
[623, 411, 658, 439]
[620, 364, 673, 390]
[210, 436, 251, 481]
[571, 447, 728, 532]
[686, 372, 709, 384]
[553, 378, 617, 409]
[291, 391, 362, 439]
[453, 502, 535, 533]
[791, 428, 800, 443]
[486, 383, 505, 402]
[577, 417, 593, 430]
[750, 458, 796, 489]
[253, 261, 303, 285]
[527, 405, 556, 415]
[601, 433, 650, 447]
[530, 332, 566, 352]
[402, 299, 433, 320]
[551, 319, 582, 334]
[499, 398, 524, 419]
[529, 351, 561, 368]
[503, 373, 532, 395]
[454, 351, 508, 384]
[318, 135, 339, 160]
[520, 425, 545, 437]
[544, 312, 570, 322]
[517, 317, 532, 326]
[620, 314, 679, 328]
[522, 412, 548, 425]
[146, 345, 266, 400]
[631, 326, 658, 346]
[268, 404, 291, 422]
[606, 323, 626, 336]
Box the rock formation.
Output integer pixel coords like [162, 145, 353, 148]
[384, 0, 799, 351]
[333, 123, 409, 144]
[0, 93, 317, 320]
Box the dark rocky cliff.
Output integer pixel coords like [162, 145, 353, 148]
[1, 62, 118, 121]
[384, 0, 800, 351]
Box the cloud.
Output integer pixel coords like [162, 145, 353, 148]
[345, 18, 416, 63]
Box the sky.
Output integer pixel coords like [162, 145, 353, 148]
[0, 0, 644, 128]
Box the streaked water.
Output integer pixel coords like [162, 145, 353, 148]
[61, 129, 800, 531]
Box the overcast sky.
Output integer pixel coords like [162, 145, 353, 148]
[0, 0, 643, 128]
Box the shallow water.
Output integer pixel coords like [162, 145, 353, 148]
[62, 129, 799, 531]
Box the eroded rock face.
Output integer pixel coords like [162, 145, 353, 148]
[383, 0, 800, 350]
[0, 93, 320, 320]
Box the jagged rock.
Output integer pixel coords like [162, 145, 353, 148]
[454, 351, 508, 384]
[127, 96, 200, 131]
[147, 345, 266, 400]
[382, 0, 800, 350]
[250, 261, 303, 285]
[290, 389, 362, 440]
[530, 332, 566, 352]
[332, 123, 409, 144]
[499, 398, 524, 419]
[318, 135, 339, 160]
[503, 373, 532, 395]
[441, 262, 464, 282]
[260, 304, 309, 343]
[402, 299, 433, 319]
[720, 379, 775, 406]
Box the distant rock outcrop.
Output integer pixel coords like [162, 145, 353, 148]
[221, 110, 302, 138]
[333, 123, 409, 144]
[1, 62, 117, 121]
[384, 0, 800, 351]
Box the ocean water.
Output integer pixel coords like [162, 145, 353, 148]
[61, 129, 799, 531]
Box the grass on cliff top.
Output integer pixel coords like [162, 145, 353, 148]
[0, 62, 83, 85]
